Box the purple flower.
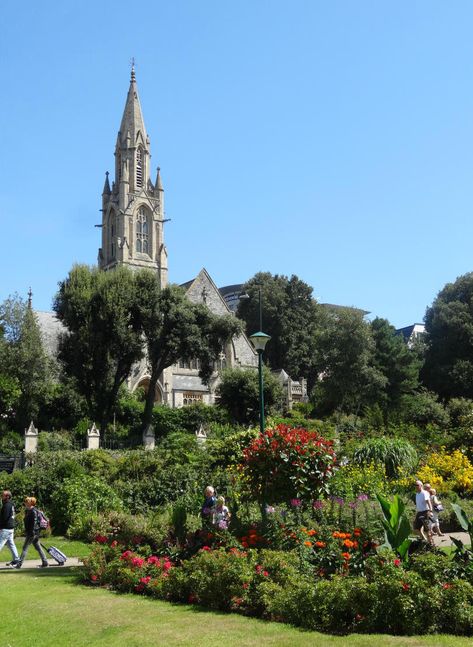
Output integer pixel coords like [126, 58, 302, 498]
[312, 500, 324, 510]
[217, 520, 228, 530]
[357, 494, 369, 502]
[348, 501, 358, 510]
[330, 496, 344, 506]
[290, 498, 302, 508]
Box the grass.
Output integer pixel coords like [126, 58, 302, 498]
[0, 569, 471, 647]
[0, 535, 91, 562]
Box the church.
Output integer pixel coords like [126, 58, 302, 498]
[37, 68, 308, 409]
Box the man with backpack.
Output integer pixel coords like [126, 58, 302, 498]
[0, 490, 20, 566]
[15, 496, 49, 569]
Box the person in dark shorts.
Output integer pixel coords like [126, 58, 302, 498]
[414, 480, 433, 545]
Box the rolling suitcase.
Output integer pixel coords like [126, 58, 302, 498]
[41, 544, 67, 565]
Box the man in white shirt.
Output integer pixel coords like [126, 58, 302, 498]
[414, 480, 433, 544]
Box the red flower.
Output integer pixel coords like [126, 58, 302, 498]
[90, 574, 98, 581]
[94, 534, 108, 544]
[402, 583, 410, 591]
[147, 556, 161, 566]
[393, 559, 401, 567]
[442, 583, 453, 589]
[263, 570, 269, 577]
[131, 557, 145, 568]
[201, 546, 211, 551]
[110, 540, 118, 548]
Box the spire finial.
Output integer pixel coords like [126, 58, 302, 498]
[27, 287, 33, 308]
[130, 57, 136, 82]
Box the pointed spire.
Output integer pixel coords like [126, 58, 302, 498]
[119, 67, 148, 149]
[27, 287, 33, 309]
[156, 167, 163, 191]
[102, 171, 111, 195]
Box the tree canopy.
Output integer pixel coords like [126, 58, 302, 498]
[422, 272, 473, 399]
[237, 272, 320, 382]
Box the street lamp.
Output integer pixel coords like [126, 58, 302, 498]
[246, 287, 271, 435]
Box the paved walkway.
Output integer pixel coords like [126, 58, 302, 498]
[0, 557, 82, 571]
[431, 531, 471, 548]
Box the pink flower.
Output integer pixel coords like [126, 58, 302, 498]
[290, 498, 302, 507]
[147, 556, 161, 566]
[312, 500, 324, 510]
[131, 557, 145, 568]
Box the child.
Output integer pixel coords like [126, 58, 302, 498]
[214, 496, 231, 530]
[201, 486, 216, 523]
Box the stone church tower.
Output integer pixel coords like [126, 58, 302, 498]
[98, 66, 168, 288]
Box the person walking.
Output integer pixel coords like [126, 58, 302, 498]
[0, 490, 20, 566]
[16, 497, 48, 569]
[414, 480, 433, 545]
[429, 488, 445, 537]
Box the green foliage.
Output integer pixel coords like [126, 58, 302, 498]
[399, 389, 450, 427]
[312, 308, 386, 416]
[423, 272, 473, 399]
[241, 425, 337, 504]
[452, 503, 473, 547]
[53, 474, 123, 535]
[353, 437, 418, 477]
[376, 493, 412, 560]
[134, 277, 243, 434]
[0, 294, 53, 430]
[216, 367, 284, 424]
[37, 430, 74, 451]
[54, 265, 145, 434]
[370, 318, 420, 414]
[237, 272, 321, 383]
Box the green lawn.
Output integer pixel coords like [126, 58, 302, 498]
[0, 569, 471, 647]
[0, 535, 91, 562]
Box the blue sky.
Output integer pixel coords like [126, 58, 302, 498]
[1, 1, 473, 328]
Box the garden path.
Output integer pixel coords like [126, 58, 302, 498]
[0, 557, 82, 571]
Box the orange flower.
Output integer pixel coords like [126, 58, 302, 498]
[304, 541, 313, 547]
[353, 528, 362, 537]
[307, 529, 317, 537]
[341, 552, 351, 560]
[343, 539, 355, 549]
[315, 541, 326, 548]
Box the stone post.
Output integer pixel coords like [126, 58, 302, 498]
[87, 423, 100, 450]
[143, 424, 155, 450]
[196, 424, 207, 446]
[24, 421, 38, 454]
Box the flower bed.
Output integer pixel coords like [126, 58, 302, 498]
[80, 533, 473, 636]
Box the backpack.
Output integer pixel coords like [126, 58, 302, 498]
[36, 509, 49, 530]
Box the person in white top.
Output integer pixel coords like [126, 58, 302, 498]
[414, 480, 433, 544]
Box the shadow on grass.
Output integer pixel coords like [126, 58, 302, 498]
[0, 567, 79, 579]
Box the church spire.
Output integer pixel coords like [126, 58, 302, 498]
[118, 65, 148, 153]
[102, 171, 111, 196]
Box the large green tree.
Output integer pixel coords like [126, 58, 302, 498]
[54, 265, 144, 434]
[215, 366, 284, 425]
[422, 272, 473, 399]
[312, 308, 386, 415]
[0, 294, 52, 431]
[237, 272, 320, 382]
[134, 273, 243, 435]
[370, 317, 420, 415]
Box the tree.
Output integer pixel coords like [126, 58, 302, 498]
[54, 265, 144, 434]
[0, 294, 52, 431]
[312, 308, 386, 415]
[215, 366, 284, 425]
[134, 273, 243, 435]
[423, 272, 473, 399]
[237, 272, 320, 382]
[370, 317, 420, 416]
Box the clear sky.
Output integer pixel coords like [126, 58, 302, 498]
[1, 1, 473, 328]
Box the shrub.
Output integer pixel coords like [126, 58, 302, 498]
[53, 474, 123, 535]
[353, 437, 418, 478]
[416, 449, 473, 495]
[241, 424, 337, 505]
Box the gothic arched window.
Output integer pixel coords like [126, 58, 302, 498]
[136, 147, 143, 189]
[136, 206, 149, 254]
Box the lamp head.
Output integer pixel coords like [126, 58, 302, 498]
[249, 331, 271, 352]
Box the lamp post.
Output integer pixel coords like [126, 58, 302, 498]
[248, 287, 271, 435]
